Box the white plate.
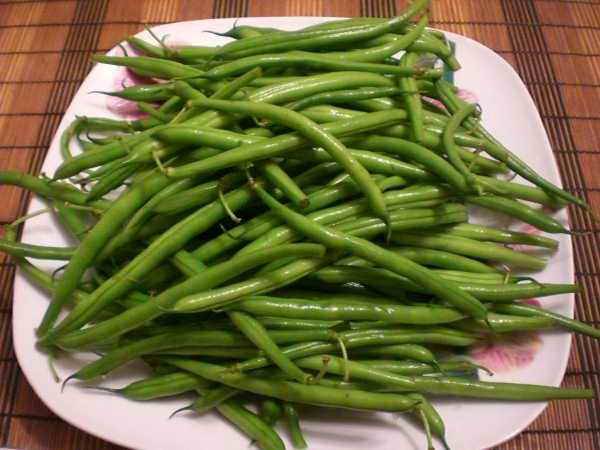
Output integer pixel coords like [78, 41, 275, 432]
[12, 17, 574, 450]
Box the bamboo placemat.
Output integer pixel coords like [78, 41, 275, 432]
[0, 0, 599, 449]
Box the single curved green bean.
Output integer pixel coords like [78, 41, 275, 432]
[441, 223, 559, 249]
[0, 239, 75, 260]
[466, 195, 568, 234]
[102, 371, 208, 400]
[282, 402, 308, 449]
[92, 55, 204, 79]
[443, 102, 478, 190]
[229, 311, 310, 383]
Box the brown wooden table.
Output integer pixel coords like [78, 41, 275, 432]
[0, 1, 599, 448]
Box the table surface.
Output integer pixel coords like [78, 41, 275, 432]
[0, 0, 599, 449]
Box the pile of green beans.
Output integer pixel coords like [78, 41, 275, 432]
[3, 3, 598, 449]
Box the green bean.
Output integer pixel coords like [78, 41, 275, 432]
[390, 247, 498, 273]
[466, 195, 568, 234]
[444, 102, 479, 191]
[295, 355, 592, 400]
[282, 403, 308, 449]
[248, 185, 487, 320]
[458, 312, 556, 333]
[0, 171, 109, 210]
[92, 55, 204, 79]
[182, 100, 391, 228]
[234, 296, 464, 325]
[126, 36, 174, 59]
[475, 176, 565, 208]
[398, 52, 425, 143]
[412, 280, 577, 302]
[296, 146, 433, 180]
[213, 399, 286, 450]
[256, 317, 343, 330]
[53, 201, 89, 241]
[346, 134, 468, 190]
[155, 347, 259, 359]
[390, 232, 547, 270]
[95, 83, 174, 101]
[137, 101, 174, 123]
[38, 173, 172, 337]
[349, 344, 436, 364]
[97, 372, 208, 400]
[152, 172, 246, 215]
[229, 311, 310, 383]
[260, 399, 284, 425]
[55, 244, 326, 350]
[0, 239, 75, 260]
[259, 160, 309, 208]
[191, 386, 240, 414]
[440, 223, 559, 249]
[494, 303, 600, 339]
[86, 163, 139, 201]
[164, 357, 421, 412]
[53, 127, 161, 179]
[287, 87, 404, 111]
[357, 360, 479, 376]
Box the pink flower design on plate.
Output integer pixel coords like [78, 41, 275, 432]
[470, 300, 542, 373]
